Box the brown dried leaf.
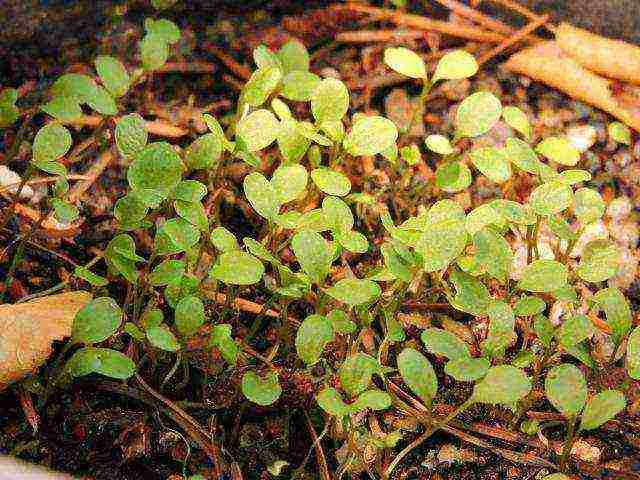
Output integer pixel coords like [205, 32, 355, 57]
[0, 291, 92, 391]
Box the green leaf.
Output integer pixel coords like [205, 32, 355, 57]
[472, 365, 531, 405]
[465, 203, 506, 235]
[529, 181, 573, 216]
[580, 390, 626, 430]
[277, 39, 310, 73]
[383, 47, 426, 79]
[210, 251, 264, 285]
[277, 118, 311, 162]
[573, 187, 605, 224]
[534, 314, 555, 348]
[33, 122, 72, 164]
[174, 295, 205, 336]
[295, 314, 334, 365]
[237, 109, 280, 151]
[115, 114, 148, 158]
[327, 309, 356, 334]
[253, 45, 280, 69]
[326, 278, 380, 306]
[547, 215, 577, 242]
[147, 326, 180, 351]
[545, 364, 587, 416]
[557, 169, 591, 186]
[242, 371, 281, 406]
[243, 172, 281, 221]
[417, 219, 467, 272]
[114, 192, 148, 229]
[502, 106, 531, 140]
[271, 163, 308, 204]
[164, 274, 199, 308]
[139, 34, 168, 70]
[445, 357, 490, 382]
[536, 137, 580, 166]
[397, 348, 438, 404]
[483, 301, 516, 358]
[343, 115, 398, 157]
[351, 389, 392, 412]
[424, 134, 454, 155]
[185, 133, 222, 170]
[627, 326, 640, 380]
[322, 196, 354, 234]
[291, 230, 332, 284]
[149, 259, 185, 286]
[490, 199, 536, 225]
[0, 88, 19, 127]
[209, 227, 239, 252]
[316, 387, 351, 416]
[154, 218, 200, 255]
[455, 91, 502, 138]
[281, 71, 320, 102]
[105, 234, 142, 283]
[141, 308, 163, 330]
[128, 142, 182, 199]
[514, 296, 546, 316]
[339, 353, 378, 397]
[473, 227, 512, 283]
[335, 230, 369, 253]
[210, 324, 238, 365]
[144, 18, 180, 44]
[310, 167, 351, 196]
[558, 314, 594, 348]
[435, 161, 472, 192]
[174, 200, 208, 231]
[577, 240, 619, 283]
[41, 95, 82, 122]
[311, 78, 349, 123]
[381, 243, 412, 283]
[503, 138, 542, 174]
[608, 122, 631, 145]
[592, 287, 632, 346]
[74, 266, 108, 287]
[95, 55, 130, 97]
[469, 147, 511, 183]
[421, 328, 470, 360]
[243, 237, 279, 264]
[432, 50, 478, 82]
[52, 199, 79, 223]
[67, 347, 135, 379]
[518, 260, 568, 293]
[72, 297, 122, 344]
[400, 144, 422, 165]
[450, 269, 493, 316]
[242, 66, 282, 107]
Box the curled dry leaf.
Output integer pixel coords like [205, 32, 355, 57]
[0, 291, 92, 391]
[505, 24, 640, 132]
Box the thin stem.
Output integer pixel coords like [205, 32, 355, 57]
[384, 399, 473, 478]
[559, 416, 577, 472]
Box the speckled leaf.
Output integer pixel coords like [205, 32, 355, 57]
[243, 172, 281, 221]
[147, 326, 180, 352]
[311, 78, 349, 123]
[316, 387, 351, 416]
[473, 227, 512, 283]
[397, 348, 438, 403]
[281, 71, 320, 101]
[455, 91, 502, 138]
[291, 230, 332, 284]
[128, 142, 182, 199]
[502, 106, 531, 140]
[210, 251, 264, 285]
[310, 168, 351, 196]
[577, 240, 619, 283]
[445, 357, 490, 382]
[242, 371, 281, 406]
[295, 314, 333, 365]
[536, 137, 580, 166]
[154, 218, 200, 255]
[417, 219, 467, 272]
[326, 278, 380, 306]
[435, 161, 472, 192]
[433, 49, 478, 82]
[237, 109, 280, 152]
[530, 181, 573, 216]
[115, 114, 148, 158]
[339, 353, 378, 397]
[518, 260, 568, 293]
[573, 188, 605, 224]
[450, 269, 493, 316]
[175, 295, 205, 336]
[271, 163, 308, 204]
[33, 122, 72, 164]
[343, 115, 398, 157]
[241, 66, 282, 107]
[469, 147, 511, 183]
[95, 55, 130, 97]
[580, 390, 626, 430]
[545, 364, 587, 417]
[503, 138, 542, 174]
[472, 365, 531, 405]
[421, 328, 470, 360]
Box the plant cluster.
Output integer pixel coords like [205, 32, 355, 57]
[1, 6, 638, 478]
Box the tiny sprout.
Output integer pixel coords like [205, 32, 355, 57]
[241, 371, 282, 406]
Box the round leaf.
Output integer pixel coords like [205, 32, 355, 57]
[311, 78, 349, 124]
[291, 230, 333, 284]
[271, 163, 308, 204]
[469, 147, 512, 183]
[576, 240, 619, 283]
[472, 365, 531, 405]
[237, 109, 280, 152]
[326, 278, 381, 306]
[175, 295, 205, 336]
[545, 364, 587, 417]
[33, 122, 72, 164]
[242, 371, 281, 406]
[425, 134, 454, 155]
[185, 133, 222, 170]
[536, 137, 580, 166]
[343, 115, 398, 157]
[529, 181, 573, 216]
[435, 161, 472, 192]
[295, 314, 334, 365]
[210, 251, 264, 285]
[580, 390, 626, 431]
[281, 71, 321, 101]
[417, 219, 467, 272]
[72, 297, 122, 344]
[455, 91, 502, 138]
[147, 326, 180, 352]
[244, 172, 281, 220]
[242, 66, 282, 107]
[502, 106, 532, 140]
[115, 114, 148, 158]
[128, 142, 182, 198]
[433, 50, 478, 82]
[518, 260, 568, 293]
[397, 348, 438, 404]
[310, 168, 351, 196]
[383, 47, 426, 79]
[608, 122, 631, 145]
[95, 55, 130, 97]
[573, 187, 605, 224]
[444, 357, 490, 382]
[67, 347, 135, 380]
[154, 218, 200, 255]
[421, 328, 470, 360]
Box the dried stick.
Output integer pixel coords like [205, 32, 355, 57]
[336, 29, 426, 43]
[70, 115, 188, 137]
[155, 61, 216, 74]
[67, 150, 114, 203]
[207, 45, 251, 80]
[477, 14, 549, 64]
[335, 4, 505, 43]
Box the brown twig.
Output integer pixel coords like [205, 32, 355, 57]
[207, 45, 251, 80]
[336, 29, 426, 43]
[70, 115, 188, 138]
[155, 61, 217, 74]
[477, 14, 549, 64]
[303, 411, 331, 480]
[67, 149, 115, 203]
[334, 4, 506, 43]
